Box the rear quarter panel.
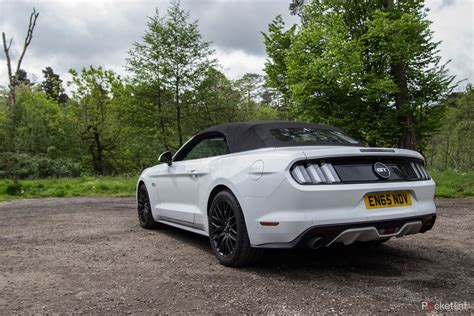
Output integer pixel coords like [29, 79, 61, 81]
[196, 148, 307, 232]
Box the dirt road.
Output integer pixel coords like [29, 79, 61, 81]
[0, 197, 472, 314]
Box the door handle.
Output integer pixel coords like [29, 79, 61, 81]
[189, 170, 198, 178]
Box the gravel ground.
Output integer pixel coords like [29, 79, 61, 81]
[0, 197, 473, 314]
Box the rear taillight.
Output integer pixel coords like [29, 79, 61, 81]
[290, 162, 341, 184]
[410, 161, 431, 180]
[290, 158, 431, 184]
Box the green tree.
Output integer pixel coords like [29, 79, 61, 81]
[127, 0, 216, 147]
[235, 73, 264, 109]
[426, 85, 474, 171]
[68, 66, 124, 175]
[265, 0, 455, 149]
[233, 73, 284, 119]
[15, 69, 33, 86]
[263, 15, 295, 111]
[252, 104, 279, 121]
[0, 87, 8, 151]
[41, 67, 69, 104]
[14, 87, 76, 157]
[1, 8, 39, 151]
[117, 82, 176, 170]
[0, 86, 82, 179]
[185, 68, 241, 130]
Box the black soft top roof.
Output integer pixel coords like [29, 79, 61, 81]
[196, 121, 361, 154]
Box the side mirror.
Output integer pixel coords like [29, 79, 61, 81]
[159, 151, 173, 166]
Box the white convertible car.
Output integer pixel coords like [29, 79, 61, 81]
[136, 121, 436, 266]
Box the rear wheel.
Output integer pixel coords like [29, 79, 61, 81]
[137, 184, 160, 229]
[208, 190, 263, 267]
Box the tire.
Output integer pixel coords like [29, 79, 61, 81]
[208, 190, 263, 267]
[137, 184, 160, 229]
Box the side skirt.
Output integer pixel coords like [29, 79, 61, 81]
[157, 219, 209, 237]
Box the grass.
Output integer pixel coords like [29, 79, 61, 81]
[430, 170, 474, 198]
[0, 176, 137, 201]
[0, 170, 472, 201]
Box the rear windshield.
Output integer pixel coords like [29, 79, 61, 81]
[270, 128, 360, 145]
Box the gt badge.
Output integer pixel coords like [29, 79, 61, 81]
[373, 162, 390, 179]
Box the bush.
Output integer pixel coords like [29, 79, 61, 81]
[5, 182, 22, 196]
[431, 169, 474, 198]
[0, 152, 84, 179]
[0, 176, 137, 200]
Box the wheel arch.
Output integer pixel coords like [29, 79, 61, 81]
[207, 184, 232, 215]
[136, 179, 146, 199]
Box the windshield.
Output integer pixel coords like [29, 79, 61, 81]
[270, 128, 360, 145]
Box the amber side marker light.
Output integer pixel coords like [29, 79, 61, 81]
[259, 221, 279, 226]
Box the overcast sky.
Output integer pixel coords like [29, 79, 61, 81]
[0, 0, 473, 90]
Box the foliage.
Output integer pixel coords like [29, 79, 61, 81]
[68, 66, 125, 175]
[431, 170, 474, 198]
[2, 8, 39, 151]
[0, 175, 136, 200]
[0, 152, 83, 179]
[14, 86, 77, 157]
[425, 85, 474, 171]
[0, 87, 80, 179]
[264, 0, 455, 149]
[263, 15, 295, 112]
[41, 67, 69, 104]
[0, 1, 470, 202]
[127, 0, 216, 147]
[185, 68, 242, 129]
[0, 169, 471, 201]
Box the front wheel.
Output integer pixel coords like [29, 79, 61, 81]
[137, 184, 160, 229]
[208, 190, 263, 267]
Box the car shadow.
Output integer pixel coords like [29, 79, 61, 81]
[154, 224, 213, 253]
[155, 224, 431, 276]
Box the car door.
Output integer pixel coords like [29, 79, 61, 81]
[153, 134, 229, 224]
[153, 159, 202, 224]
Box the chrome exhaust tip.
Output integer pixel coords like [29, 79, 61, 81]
[421, 222, 432, 233]
[307, 236, 325, 249]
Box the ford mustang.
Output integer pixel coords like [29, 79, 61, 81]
[136, 121, 436, 266]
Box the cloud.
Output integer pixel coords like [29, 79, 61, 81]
[0, 0, 158, 83]
[426, 0, 474, 88]
[0, 0, 472, 90]
[0, 0, 296, 84]
[215, 48, 267, 79]
[181, 0, 297, 55]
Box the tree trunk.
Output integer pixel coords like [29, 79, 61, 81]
[399, 110, 416, 150]
[391, 56, 417, 150]
[176, 76, 183, 147]
[94, 130, 104, 175]
[90, 143, 98, 175]
[384, 0, 417, 150]
[156, 85, 169, 151]
[2, 9, 39, 153]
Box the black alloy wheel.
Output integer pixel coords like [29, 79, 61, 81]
[137, 184, 160, 229]
[210, 199, 238, 257]
[209, 190, 263, 267]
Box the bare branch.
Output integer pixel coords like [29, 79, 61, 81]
[2, 32, 13, 85]
[6, 37, 13, 50]
[15, 8, 39, 75]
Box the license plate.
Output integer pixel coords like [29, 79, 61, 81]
[364, 191, 412, 209]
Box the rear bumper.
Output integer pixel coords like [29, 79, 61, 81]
[241, 178, 436, 247]
[253, 214, 436, 248]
